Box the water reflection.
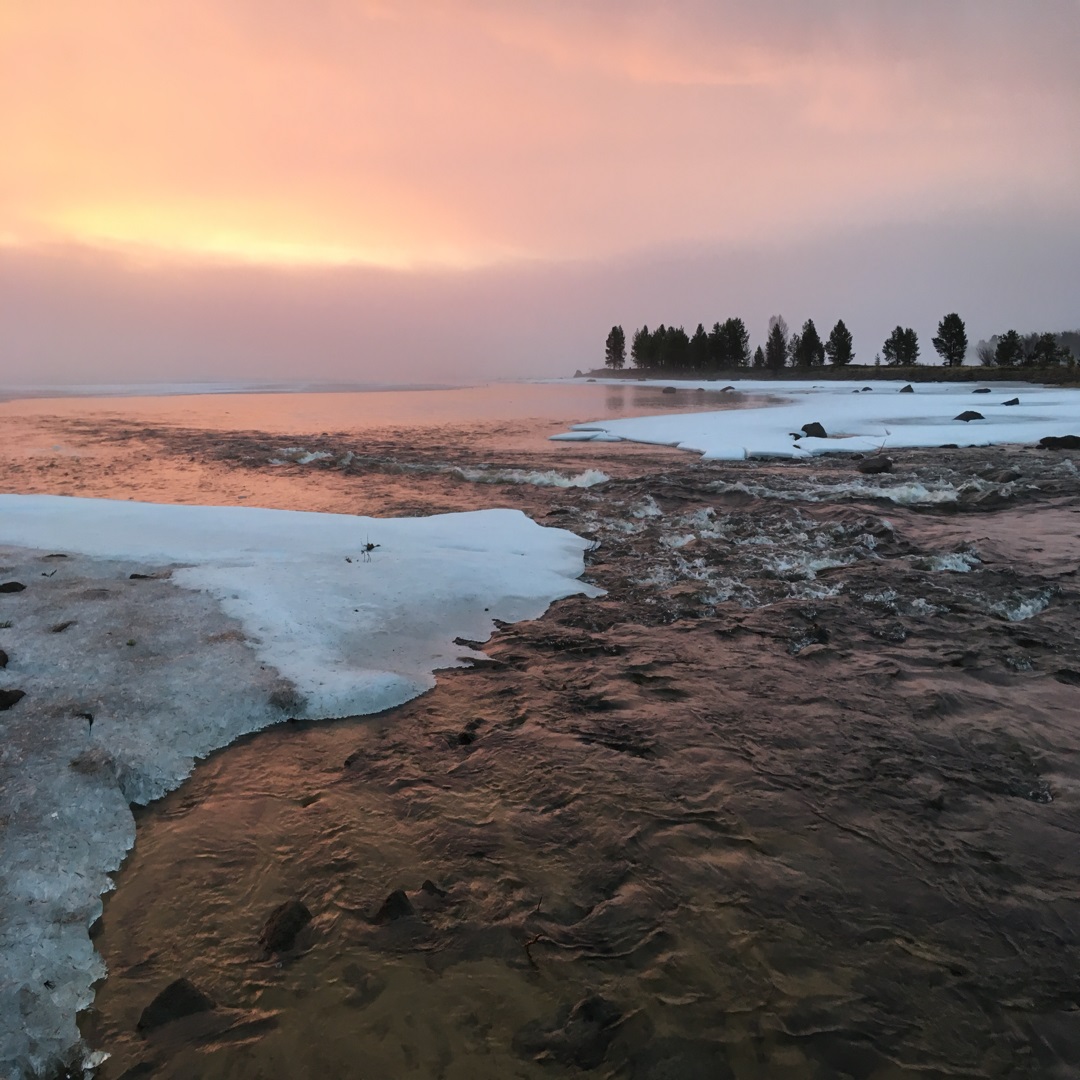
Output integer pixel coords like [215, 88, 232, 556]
[0, 380, 755, 437]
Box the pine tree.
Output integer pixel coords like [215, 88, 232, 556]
[708, 323, 725, 370]
[752, 345, 766, 370]
[765, 316, 789, 372]
[824, 319, 854, 366]
[993, 329, 1022, 367]
[932, 313, 967, 367]
[718, 317, 750, 368]
[787, 330, 801, 368]
[792, 318, 825, 368]
[1030, 332, 1064, 366]
[653, 324, 668, 369]
[689, 323, 710, 371]
[882, 326, 919, 366]
[631, 325, 652, 368]
[605, 325, 626, 370]
[667, 326, 690, 370]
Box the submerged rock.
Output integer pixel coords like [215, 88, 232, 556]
[0, 581, 26, 593]
[857, 455, 893, 475]
[373, 889, 415, 923]
[137, 978, 215, 1032]
[259, 899, 312, 952]
[954, 411, 984, 422]
[800, 422, 828, 439]
[513, 994, 623, 1070]
[0, 648, 7, 669]
[341, 963, 387, 1008]
[973, 387, 992, 394]
[661, 386, 677, 394]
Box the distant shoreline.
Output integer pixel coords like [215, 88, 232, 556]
[576, 365, 1080, 386]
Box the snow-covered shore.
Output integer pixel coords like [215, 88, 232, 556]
[0, 498, 599, 1079]
[552, 378, 1080, 459]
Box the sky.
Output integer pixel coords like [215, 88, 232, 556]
[2, 0, 1079, 384]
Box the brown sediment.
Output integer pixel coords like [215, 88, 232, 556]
[4, 403, 1080, 1078]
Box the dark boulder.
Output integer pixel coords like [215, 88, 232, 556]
[857, 455, 893, 475]
[719, 385, 735, 392]
[0, 582, 26, 593]
[800, 422, 828, 439]
[861, 386, 873, 392]
[973, 387, 992, 394]
[0, 648, 7, 669]
[420, 879, 447, 898]
[899, 384, 914, 393]
[0, 689, 26, 711]
[136, 978, 215, 1032]
[661, 386, 677, 394]
[1002, 397, 1020, 406]
[954, 411, 984, 422]
[259, 899, 312, 952]
[1039, 435, 1080, 450]
[373, 889, 415, 923]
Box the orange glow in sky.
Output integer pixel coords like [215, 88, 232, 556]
[5, 0, 1078, 270]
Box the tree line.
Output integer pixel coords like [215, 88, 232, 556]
[974, 330, 1080, 368]
[604, 314, 1078, 372]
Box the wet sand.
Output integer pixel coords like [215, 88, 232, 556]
[3, 399, 1080, 1079]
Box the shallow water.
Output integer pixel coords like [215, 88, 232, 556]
[3, 388, 1080, 1079]
[0, 380, 755, 449]
[0, 381, 763, 516]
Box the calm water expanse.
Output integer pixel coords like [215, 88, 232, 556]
[0, 380, 745, 438]
[0, 380, 762, 512]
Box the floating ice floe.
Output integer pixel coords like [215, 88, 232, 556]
[0, 495, 600, 1080]
[552, 378, 1080, 459]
